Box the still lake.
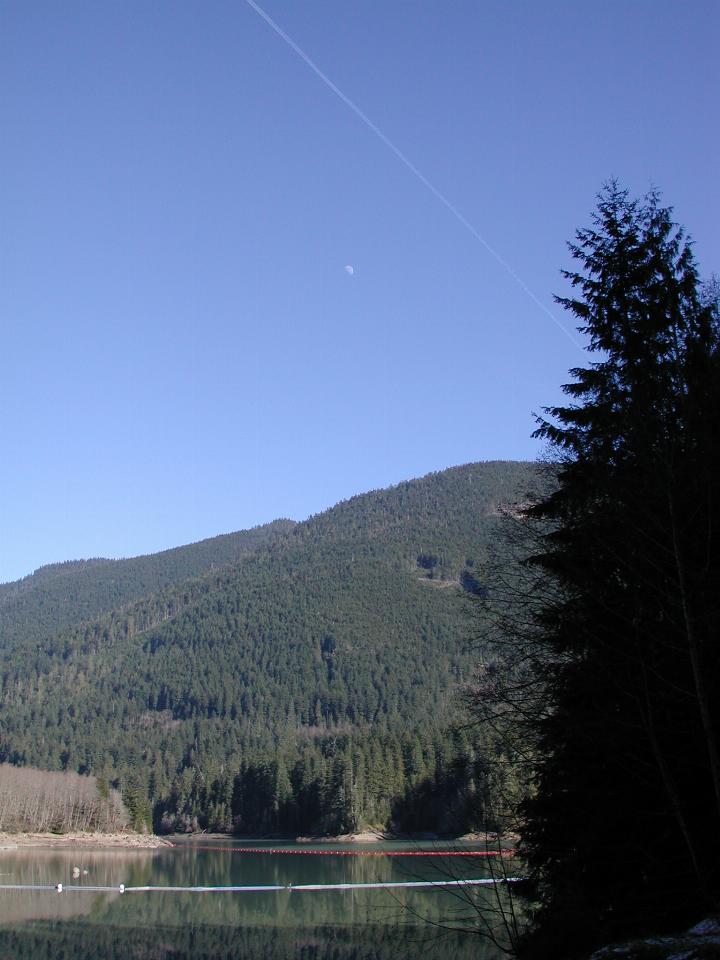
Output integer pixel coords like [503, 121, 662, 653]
[0, 839, 520, 959]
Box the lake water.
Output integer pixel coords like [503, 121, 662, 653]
[0, 839, 522, 958]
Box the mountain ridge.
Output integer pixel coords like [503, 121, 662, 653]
[0, 460, 542, 836]
[0, 519, 296, 650]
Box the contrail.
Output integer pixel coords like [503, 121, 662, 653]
[243, 0, 583, 351]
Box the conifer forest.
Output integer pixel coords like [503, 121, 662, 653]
[1, 185, 718, 959]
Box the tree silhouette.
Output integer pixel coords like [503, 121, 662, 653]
[517, 184, 720, 958]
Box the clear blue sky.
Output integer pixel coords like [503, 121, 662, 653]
[1, 1, 718, 583]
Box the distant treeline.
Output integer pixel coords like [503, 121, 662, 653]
[151, 725, 504, 837]
[0, 764, 128, 834]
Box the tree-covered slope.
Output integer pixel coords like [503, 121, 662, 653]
[0, 461, 540, 834]
[0, 520, 295, 650]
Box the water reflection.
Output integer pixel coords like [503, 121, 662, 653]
[0, 841, 520, 958]
[0, 920, 505, 960]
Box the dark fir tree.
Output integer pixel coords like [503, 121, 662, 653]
[518, 185, 720, 957]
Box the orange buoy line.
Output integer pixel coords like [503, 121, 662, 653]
[175, 844, 515, 858]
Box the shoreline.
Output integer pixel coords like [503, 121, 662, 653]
[170, 829, 514, 845]
[0, 831, 172, 850]
[294, 830, 516, 844]
[0, 829, 516, 851]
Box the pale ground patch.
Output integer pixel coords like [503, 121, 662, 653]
[0, 830, 171, 849]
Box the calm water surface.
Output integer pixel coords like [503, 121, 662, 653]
[0, 840, 521, 959]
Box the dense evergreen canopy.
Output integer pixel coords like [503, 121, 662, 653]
[0, 461, 539, 835]
[0, 520, 295, 650]
[517, 185, 720, 957]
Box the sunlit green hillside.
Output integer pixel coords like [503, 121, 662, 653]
[0, 461, 540, 835]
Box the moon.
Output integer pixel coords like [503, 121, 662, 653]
[344, 264, 354, 276]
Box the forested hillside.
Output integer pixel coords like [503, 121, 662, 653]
[0, 461, 540, 836]
[0, 520, 295, 650]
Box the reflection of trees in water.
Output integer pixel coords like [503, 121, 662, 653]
[0, 849, 161, 925]
[0, 845, 516, 951]
[315, 847, 525, 954]
[0, 920, 503, 960]
[0, 889, 111, 925]
[0, 848, 159, 888]
[158, 844, 233, 889]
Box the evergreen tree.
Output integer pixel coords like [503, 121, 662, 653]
[518, 184, 720, 957]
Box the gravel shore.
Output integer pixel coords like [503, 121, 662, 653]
[0, 831, 172, 849]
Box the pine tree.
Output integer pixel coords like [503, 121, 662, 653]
[518, 184, 720, 957]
